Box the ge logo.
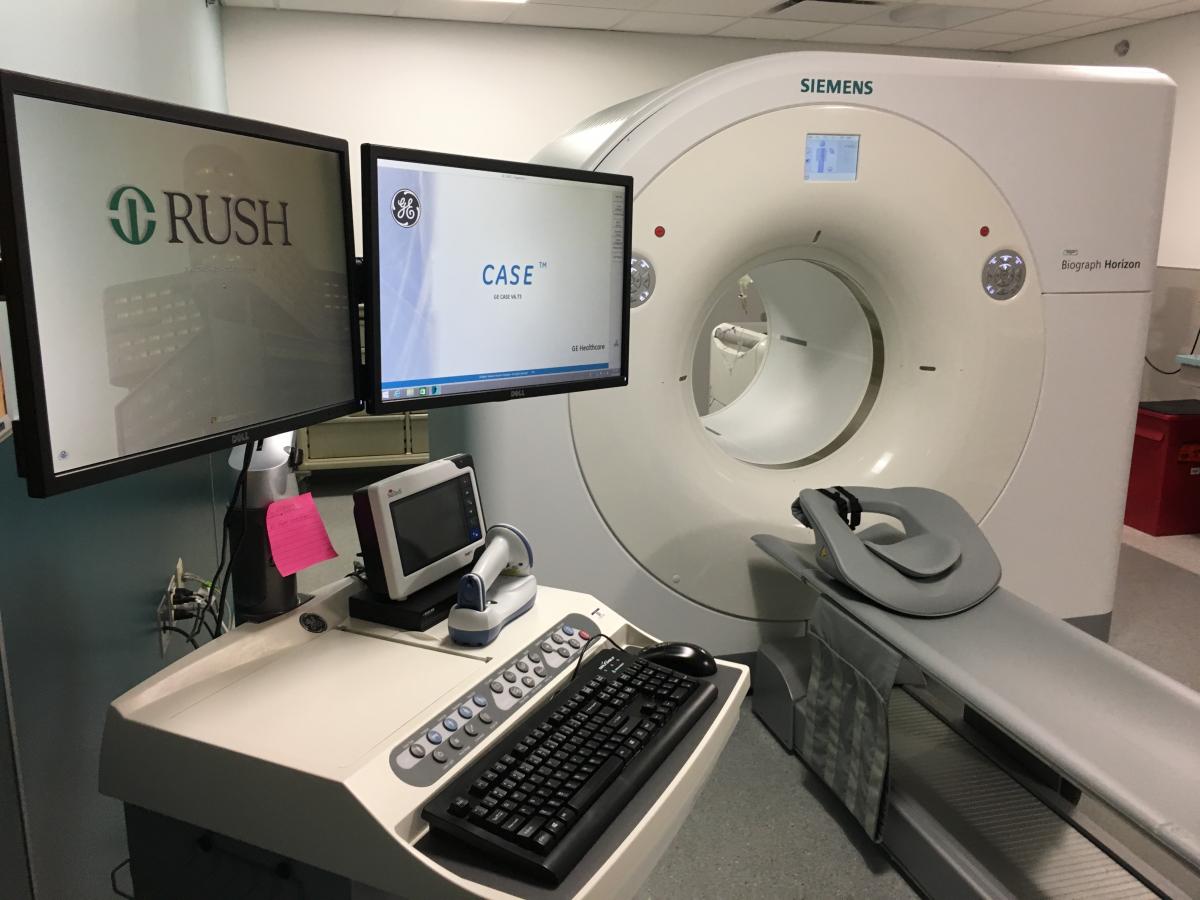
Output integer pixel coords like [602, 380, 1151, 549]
[107, 185, 157, 245]
[391, 189, 421, 228]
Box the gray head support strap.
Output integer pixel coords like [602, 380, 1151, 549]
[792, 486, 1001, 617]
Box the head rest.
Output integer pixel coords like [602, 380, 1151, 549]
[791, 486, 1000, 617]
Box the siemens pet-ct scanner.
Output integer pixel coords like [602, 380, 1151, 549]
[88, 52, 1200, 899]
[445, 52, 1172, 652]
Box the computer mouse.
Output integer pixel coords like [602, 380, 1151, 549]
[638, 641, 718, 677]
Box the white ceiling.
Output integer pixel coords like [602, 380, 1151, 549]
[224, 0, 1200, 52]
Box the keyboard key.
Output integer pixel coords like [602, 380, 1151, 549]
[518, 817, 546, 844]
[516, 661, 530, 673]
[450, 797, 471, 817]
[501, 814, 525, 834]
[449, 736, 465, 750]
[551, 633, 565, 644]
[464, 723, 479, 737]
[569, 638, 581, 649]
[470, 804, 490, 823]
[479, 712, 494, 724]
[490, 681, 504, 694]
[535, 666, 547, 677]
[528, 651, 542, 663]
[471, 779, 490, 796]
[427, 731, 443, 745]
[578, 629, 591, 641]
[558, 648, 571, 658]
[443, 718, 458, 732]
[510, 686, 524, 698]
[459, 705, 474, 718]
[432, 749, 448, 764]
[409, 744, 426, 759]
[562, 625, 575, 636]
[473, 694, 488, 707]
[568, 756, 623, 815]
[503, 671, 517, 683]
[533, 830, 556, 853]
[486, 808, 509, 828]
[540, 641, 554, 653]
[555, 808, 577, 825]
[546, 817, 567, 836]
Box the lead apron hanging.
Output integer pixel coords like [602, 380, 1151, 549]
[753, 532, 913, 840]
[798, 597, 902, 839]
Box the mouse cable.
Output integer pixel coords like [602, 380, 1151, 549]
[568, 632, 627, 684]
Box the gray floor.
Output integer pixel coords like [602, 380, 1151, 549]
[301, 475, 1200, 899]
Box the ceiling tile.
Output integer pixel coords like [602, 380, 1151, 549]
[613, 10, 739, 33]
[965, 9, 1101, 31]
[506, 3, 627, 27]
[528, 0, 656, 8]
[1028, 0, 1163, 14]
[1044, 15, 1141, 36]
[860, 4, 1006, 27]
[899, 27, 1025, 46]
[1132, 0, 1200, 16]
[773, 1, 885, 24]
[389, 0, 517, 21]
[987, 32, 1070, 48]
[901, 0, 1038, 8]
[650, 0, 776, 14]
[714, 16, 840, 38]
[282, 0, 397, 13]
[816, 23, 937, 42]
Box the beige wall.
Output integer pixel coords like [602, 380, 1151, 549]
[1015, 13, 1200, 401]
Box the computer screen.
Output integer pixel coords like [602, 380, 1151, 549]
[0, 72, 360, 496]
[362, 145, 632, 412]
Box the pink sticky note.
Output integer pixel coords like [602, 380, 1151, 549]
[265, 493, 337, 578]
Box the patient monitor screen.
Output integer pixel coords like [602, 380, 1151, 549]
[369, 152, 630, 410]
[7, 94, 356, 482]
[390, 475, 476, 573]
[805, 134, 860, 182]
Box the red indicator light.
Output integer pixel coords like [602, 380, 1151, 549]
[979, 226, 990, 237]
[654, 225, 666, 238]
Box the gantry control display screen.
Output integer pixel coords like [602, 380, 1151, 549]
[805, 134, 860, 182]
[364, 146, 632, 412]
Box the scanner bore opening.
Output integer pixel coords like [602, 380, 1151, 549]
[693, 256, 884, 469]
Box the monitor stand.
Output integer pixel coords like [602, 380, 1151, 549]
[348, 564, 471, 632]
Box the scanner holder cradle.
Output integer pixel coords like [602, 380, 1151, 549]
[448, 524, 537, 646]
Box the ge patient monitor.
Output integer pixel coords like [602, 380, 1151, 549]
[353, 454, 486, 602]
[361, 144, 633, 413]
[0, 71, 359, 496]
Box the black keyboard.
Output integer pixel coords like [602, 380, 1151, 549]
[422, 647, 718, 885]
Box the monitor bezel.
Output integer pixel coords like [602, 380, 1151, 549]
[0, 70, 363, 497]
[361, 143, 633, 415]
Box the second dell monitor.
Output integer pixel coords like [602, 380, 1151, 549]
[362, 145, 632, 412]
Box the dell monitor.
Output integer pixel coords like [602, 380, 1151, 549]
[0, 72, 360, 496]
[361, 145, 632, 412]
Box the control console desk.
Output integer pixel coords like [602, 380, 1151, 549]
[100, 579, 749, 899]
